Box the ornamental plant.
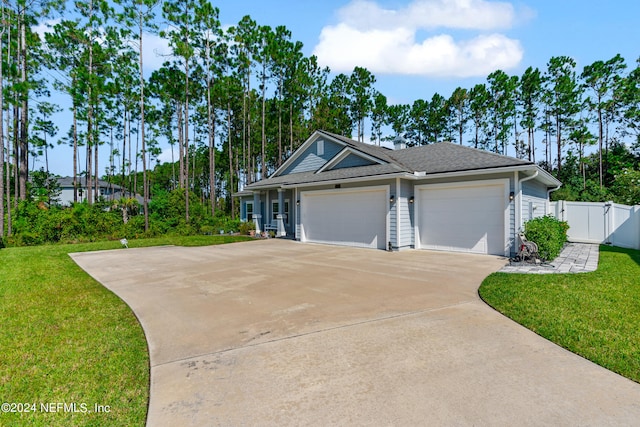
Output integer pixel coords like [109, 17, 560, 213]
[524, 215, 569, 261]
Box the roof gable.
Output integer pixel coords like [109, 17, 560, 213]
[315, 146, 382, 173]
[279, 137, 343, 175]
[272, 130, 393, 178]
[332, 153, 376, 169]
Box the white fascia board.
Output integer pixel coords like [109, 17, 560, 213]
[281, 172, 413, 189]
[410, 165, 547, 181]
[534, 167, 562, 187]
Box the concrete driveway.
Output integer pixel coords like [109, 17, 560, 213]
[71, 239, 640, 426]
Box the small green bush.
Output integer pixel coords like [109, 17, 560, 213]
[238, 220, 255, 235]
[524, 215, 569, 261]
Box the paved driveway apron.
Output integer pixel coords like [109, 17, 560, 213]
[71, 239, 640, 426]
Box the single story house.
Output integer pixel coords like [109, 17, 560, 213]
[235, 130, 561, 256]
[58, 177, 144, 206]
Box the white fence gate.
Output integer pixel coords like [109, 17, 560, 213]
[550, 201, 640, 250]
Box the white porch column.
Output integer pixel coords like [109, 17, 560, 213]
[252, 191, 262, 233]
[276, 189, 286, 237]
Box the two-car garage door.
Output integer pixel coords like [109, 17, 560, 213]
[300, 187, 388, 249]
[416, 180, 508, 256]
[298, 180, 508, 255]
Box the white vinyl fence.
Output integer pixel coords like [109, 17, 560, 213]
[550, 201, 640, 250]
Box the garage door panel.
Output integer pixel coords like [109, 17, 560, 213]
[418, 182, 506, 255]
[301, 189, 387, 249]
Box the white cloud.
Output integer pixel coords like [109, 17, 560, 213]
[157, 145, 176, 164]
[313, 0, 526, 77]
[141, 32, 172, 73]
[338, 0, 516, 31]
[32, 19, 61, 40]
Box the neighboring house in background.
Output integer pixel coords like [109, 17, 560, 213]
[57, 177, 144, 206]
[235, 130, 561, 256]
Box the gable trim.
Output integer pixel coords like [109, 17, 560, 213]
[315, 147, 385, 174]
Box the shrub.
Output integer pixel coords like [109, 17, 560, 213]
[524, 215, 569, 261]
[238, 220, 255, 235]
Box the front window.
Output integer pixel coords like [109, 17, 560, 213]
[246, 201, 253, 221]
[272, 200, 290, 224]
[284, 201, 290, 225]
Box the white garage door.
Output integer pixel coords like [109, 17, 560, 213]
[417, 181, 508, 255]
[301, 188, 387, 249]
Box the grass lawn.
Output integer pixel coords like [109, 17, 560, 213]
[479, 245, 640, 383]
[0, 235, 253, 427]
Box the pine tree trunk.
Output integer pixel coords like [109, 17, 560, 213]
[73, 103, 78, 202]
[177, 103, 184, 188]
[0, 26, 4, 237]
[289, 103, 293, 155]
[13, 101, 18, 208]
[18, 7, 28, 201]
[228, 101, 234, 219]
[598, 107, 603, 188]
[122, 108, 127, 196]
[94, 128, 99, 201]
[139, 14, 149, 231]
[556, 114, 562, 174]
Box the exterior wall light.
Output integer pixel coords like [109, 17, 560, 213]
[509, 191, 515, 201]
[409, 196, 415, 204]
[296, 199, 300, 206]
[389, 195, 395, 203]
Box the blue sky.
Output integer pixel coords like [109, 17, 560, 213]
[40, 0, 640, 176]
[216, 0, 639, 105]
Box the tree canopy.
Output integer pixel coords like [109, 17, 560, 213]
[1, 0, 639, 240]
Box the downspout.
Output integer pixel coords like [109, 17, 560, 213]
[395, 177, 401, 251]
[519, 170, 539, 231]
[546, 182, 562, 218]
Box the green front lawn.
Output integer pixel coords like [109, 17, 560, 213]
[0, 235, 253, 427]
[479, 245, 640, 383]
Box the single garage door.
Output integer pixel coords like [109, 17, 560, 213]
[417, 180, 507, 255]
[301, 187, 387, 249]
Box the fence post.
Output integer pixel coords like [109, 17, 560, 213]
[604, 201, 614, 245]
[635, 205, 640, 250]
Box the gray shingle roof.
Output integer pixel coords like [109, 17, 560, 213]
[57, 176, 126, 190]
[388, 141, 533, 174]
[245, 163, 405, 189]
[244, 132, 536, 190]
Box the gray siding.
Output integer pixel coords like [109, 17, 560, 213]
[240, 197, 249, 221]
[282, 138, 342, 175]
[399, 179, 414, 249]
[522, 180, 549, 223]
[390, 192, 397, 248]
[332, 153, 375, 169]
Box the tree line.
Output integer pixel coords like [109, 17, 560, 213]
[1, 0, 639, 240]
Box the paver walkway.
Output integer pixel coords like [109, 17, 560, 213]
[500, 242, 600, 274]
